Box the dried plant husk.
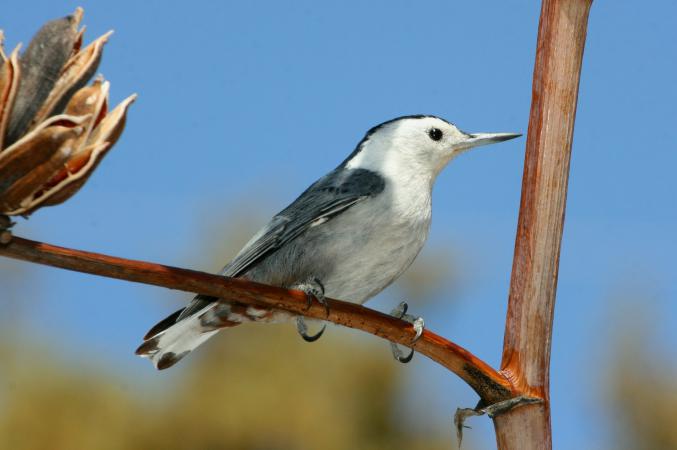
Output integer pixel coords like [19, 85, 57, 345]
[0, 115, 88, 195]
[5, 10, 82, 146]
[11, 92, 136, 214]
[0, 8, 136, 217]
[0, 139, 74, 212]
[28, 30, 110, 130]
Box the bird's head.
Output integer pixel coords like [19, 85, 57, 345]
[344, 115, 520, 182]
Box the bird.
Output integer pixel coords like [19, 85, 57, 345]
[136, 115, 520, 370]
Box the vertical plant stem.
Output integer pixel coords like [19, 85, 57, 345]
[494, 0, 592, 448]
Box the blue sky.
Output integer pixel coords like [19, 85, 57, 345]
[2, 1, 676, 448]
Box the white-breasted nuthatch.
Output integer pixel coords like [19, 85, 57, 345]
[137, 115, 520, 369]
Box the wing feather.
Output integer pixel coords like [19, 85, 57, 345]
[177, 168, 384, 322]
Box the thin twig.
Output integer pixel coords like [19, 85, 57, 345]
[0, 235, 515, 404]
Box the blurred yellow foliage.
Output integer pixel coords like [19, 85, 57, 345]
[604, 307, 677, 450]
[0, 210, 463, 450]
[0, 325, 452, 450]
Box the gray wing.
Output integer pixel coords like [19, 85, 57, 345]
[223, 167, 385, 277]
[177, 168, 385, 321]
[221, 168, 384, 277]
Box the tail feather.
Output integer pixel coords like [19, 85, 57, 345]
[136, 303, 222, 370]
[143, 309, 182, 340]
[137, 301, 290, 370]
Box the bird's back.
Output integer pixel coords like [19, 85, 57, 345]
[244, 178, 432, 304]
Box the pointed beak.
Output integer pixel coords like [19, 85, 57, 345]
[458, 132, 522, 150]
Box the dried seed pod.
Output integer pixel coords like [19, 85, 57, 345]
[5, 9, 82, 146]
[29, 30, 110, 128]
[64, 77, 108, 153]
[35, 93, 136, 210]
[30, 142, 109, 210]
[0, 115, 87, 194]
[0, 141, 73, 212]
[0, 8, 136, 216]
[85, 92, 135, 149]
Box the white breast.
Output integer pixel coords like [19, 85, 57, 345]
[319, 179, 432, 304]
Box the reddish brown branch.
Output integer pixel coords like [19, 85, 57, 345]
[495, 0, 592, 448]
[0, 234, 515, 404]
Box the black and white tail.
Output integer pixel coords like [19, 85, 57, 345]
[136, 298, 285, 370]
[135, 303, 224, 370]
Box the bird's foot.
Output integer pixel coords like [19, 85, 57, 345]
[389, 301, 425, 363]
[293, 277, 327, 342]
[296, 277, 329, 316]
[454, 396, 542, 447]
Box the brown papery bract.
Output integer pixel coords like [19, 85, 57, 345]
[0, 7, 135, 217]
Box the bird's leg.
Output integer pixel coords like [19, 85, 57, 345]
[300, 277, 329, 316]
[293, 277, 328, 342]
[389, 301, 425, 363]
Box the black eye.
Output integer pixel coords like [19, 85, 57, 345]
[428, 128, 443, 141]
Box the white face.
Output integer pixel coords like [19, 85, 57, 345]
[345, 116, 519, 181]
[388, 116, 472, 169]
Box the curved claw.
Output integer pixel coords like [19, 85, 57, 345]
[391, 301, 408, 318]
[296, 316, 326, 343]
[412, 317, 425, 343]
[397, 348, 415, 364]
[388, 301, 424, 363]
[390, 341, 415, 363]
